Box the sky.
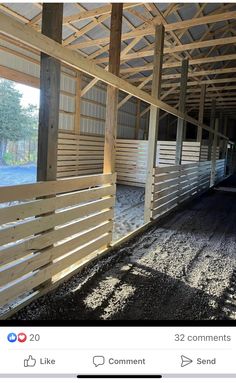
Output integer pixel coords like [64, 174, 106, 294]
[14, 83, 40, 108]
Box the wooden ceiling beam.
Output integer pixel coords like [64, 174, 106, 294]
[63, 3, 139, 24]
[69, 11, 236, 50]
[128, 67, 236, 84]
[118, 4, 212, 109]
[63, 13, 110, 46]
[0, 11, 227, 139]
[0, 12, 185, 121]
[95, 35, 236, 64]
[120, 52, 236, 75]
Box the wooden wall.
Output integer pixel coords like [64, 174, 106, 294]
[57, 135, 223, 187]
[151, 159, 225, 219]
[115, 139, 148, 187]
[200, 145, 220, 161]
[0, 173, 115, 317]
[156, 141, 201, 165]
[57, 132, 104, 178]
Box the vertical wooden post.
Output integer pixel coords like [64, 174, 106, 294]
[74, 72, 82, 134]
[36, 4, 63, 290]
[144, 24, 165, 223]
[103, 3, 123, 174]
[219, 112, 223, 134]
[175, 59, 189, 165]
[223, 115, 228, 137]
[183, 121, 187, 141]
[223, 115, 228, 176]
[135, 99, 141, 139]
[210, 118, 219, 187]
[218, 112, 223, 158]
[224, 139, 229, 176]
[207, 98, 216, 161]
[144, 111, 149, 140]
[37, 3, 63, 182]
[197, 84, 206, 143]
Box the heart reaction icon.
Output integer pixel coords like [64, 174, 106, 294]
[18, 333, 27, 343]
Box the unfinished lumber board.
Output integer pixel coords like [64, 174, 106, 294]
[145, 24, 165, 222]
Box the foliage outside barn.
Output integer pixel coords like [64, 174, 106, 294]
[0, 79, 38, 166]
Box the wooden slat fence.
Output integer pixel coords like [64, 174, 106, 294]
[58, 135, 224, 187]
[200, 145, 220, 161]
[57, 132, 104, 178]
[0, 173, 115, 317]
[151, 161, 216, 219]
[115, 139, 148, 187]
[215, 159, 226, 183]
[156, 141, 201, 165]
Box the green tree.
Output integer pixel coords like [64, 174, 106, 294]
[22, 103, 38, 141]
[0, 79, 38, 164]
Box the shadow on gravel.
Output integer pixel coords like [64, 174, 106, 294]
[12, 262, 220, 321]
[219, 269, 236, 320]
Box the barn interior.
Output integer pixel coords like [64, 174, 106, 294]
[0, 2, 236, 320]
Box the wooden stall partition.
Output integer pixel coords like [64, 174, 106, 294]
[115, 139, 148, 187]
[57, 135, 223, 187]
[215, 159, 226, 183]
[57, 132, 104, 178]
[0, 173, 115, 317]
[200, 143, 220, 161]
[156, 141, 201, 165]
[151, 161, 215, 219]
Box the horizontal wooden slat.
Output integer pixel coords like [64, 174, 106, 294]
[0, 233, 112, 307]
[151, 160, 226, 220]
[0, 208, 113, 268]
[0, 173, 114, 203]
[0, 220, 113, 287]
[0, 184, 115, 225]
[0, 196, 114, 247]
[0, 171, 116, 314]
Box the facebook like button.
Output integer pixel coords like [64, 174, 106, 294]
[7, 333, 17, 343]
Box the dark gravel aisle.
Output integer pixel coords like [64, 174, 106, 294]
[11, 186, 236, 321]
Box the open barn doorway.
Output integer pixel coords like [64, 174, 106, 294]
[0, 78, 39, 187]
[113, 183, 145, 241]
[113, 137, 148, 242]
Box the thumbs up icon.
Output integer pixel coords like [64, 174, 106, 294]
[24, 355, 36, 367]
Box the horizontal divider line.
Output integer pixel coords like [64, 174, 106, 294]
[77, 375, 162, 379]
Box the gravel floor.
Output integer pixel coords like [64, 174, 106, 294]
[10, 177, 236, 321]
[113, 185, 144, 241]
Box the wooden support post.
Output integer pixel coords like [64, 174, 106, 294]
[197, 84, 206, 161]
[197, 84, 206, 143]
[36, 4, 63, 290]
[135, 99, 141, 139]
[223, 115, 228, 137]
[74, 72, 82, 134]
[175, 59, 189, 165]
[183, 120, 187, 141]
[224, 139, 229, 176]
[218, 112, 223, 158]
[37, 3, 63, 181]
[210, 118, 219, 187]
[103, 3, 123, 174]
[219, 112, 223, 134]
[207, 98, 216, 161]
[144, 24, 165, 223]
[223, 116, 228, 176]
[143, 111, 149, 140]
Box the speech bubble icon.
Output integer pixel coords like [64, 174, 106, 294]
[93, 356, 105, 367]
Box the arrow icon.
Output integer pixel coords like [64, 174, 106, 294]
[181, 355, 193, 367]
